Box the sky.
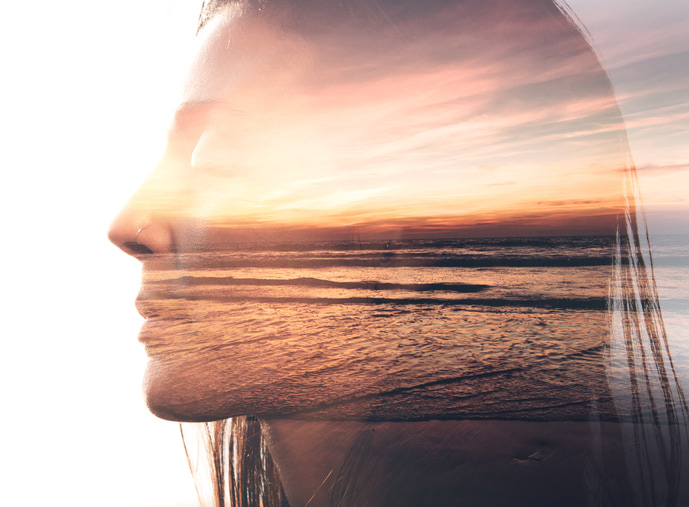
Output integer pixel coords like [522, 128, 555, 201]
[128, 2, 637, 241]
[0, 1, 687, 506]
[568, 0, 689, 234]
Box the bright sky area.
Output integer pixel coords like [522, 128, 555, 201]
[0, 0, 686, 506]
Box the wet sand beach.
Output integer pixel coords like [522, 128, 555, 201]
[264, 418, 689, 506]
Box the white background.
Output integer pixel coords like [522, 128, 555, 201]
[0, 1, 686, 505]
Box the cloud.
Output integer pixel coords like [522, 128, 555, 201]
[635, 163, 689, 175]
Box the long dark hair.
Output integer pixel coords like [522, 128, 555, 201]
[181, 417, 289, 507]
[181, 1, 689, 505]
[609, 161, 689, 505]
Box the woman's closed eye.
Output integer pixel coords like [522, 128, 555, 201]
[190, 129, 242, 177]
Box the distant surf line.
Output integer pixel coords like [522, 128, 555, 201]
[158, 293, 609, 310]
[155, 276, 490, 293]
[169, 256, 617, 269]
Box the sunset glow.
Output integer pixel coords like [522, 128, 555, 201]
[119, 2, 634, 243]
[4, 0, 686, 506]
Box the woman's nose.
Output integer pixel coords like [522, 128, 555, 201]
[108, 206, 176, 258]
[108, 151, 193, 258]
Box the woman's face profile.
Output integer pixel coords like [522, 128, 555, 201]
[109, 1, 627, 423]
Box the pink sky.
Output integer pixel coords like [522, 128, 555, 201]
[128, 1, 637, 240]
[569, 0, 689, 234]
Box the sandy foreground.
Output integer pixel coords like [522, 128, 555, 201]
[263, 418, 689, 506]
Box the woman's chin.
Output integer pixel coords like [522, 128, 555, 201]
[142, 359, 235, 422]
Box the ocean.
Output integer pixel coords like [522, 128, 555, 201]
[139, 234, 689, 422]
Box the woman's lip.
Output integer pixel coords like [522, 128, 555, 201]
[137, 315, 180, 344]
[135, 299, 154, 319]
[135, 294, 166, 319]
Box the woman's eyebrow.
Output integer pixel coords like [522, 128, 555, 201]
[173, 100, 249, 127]
[173, 100, 219, 123]
[166, 100, 250, 150]
[167, 101, 225, 142]
[162, 102, 219, 151]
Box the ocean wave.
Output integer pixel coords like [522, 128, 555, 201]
[158, 292, 609, 310]
[156, 275, 489, 293]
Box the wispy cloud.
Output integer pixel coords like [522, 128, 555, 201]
[636, 163, 689, 174]
[140, 2, 661, 237]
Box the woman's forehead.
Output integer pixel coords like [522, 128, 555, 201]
[180, 11, 315, 105]
[178, 3, 601, 116]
